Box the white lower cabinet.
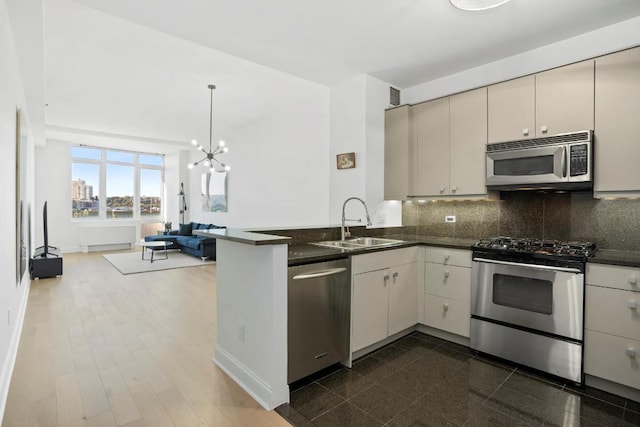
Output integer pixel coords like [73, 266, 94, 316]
[585, 330, 640, 390]
[423, 295, 470, 337]
[351, 247, 419, 353]
[352, 269, 390, 351]
[423, 247, 471, 337]
[585, 264, 640, 391]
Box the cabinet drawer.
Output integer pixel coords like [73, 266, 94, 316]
[423, 295, 470, 338]
[424, 247, 471, 268]
[586, 285, 640, 340]
[424, 263, 470, 301]
[587, 264, 640, 292]
[585, 329, 640, 391]
[352, 246, 418, 274]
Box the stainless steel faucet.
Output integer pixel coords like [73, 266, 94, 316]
[341, 197, 372, 241]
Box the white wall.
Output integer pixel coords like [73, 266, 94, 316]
[328, 74, 402, 229]
[403, 16, 640, 103]
[187, 89, 331, 229]
[329, 75, 368, 224]
[0, 0, 38, 420]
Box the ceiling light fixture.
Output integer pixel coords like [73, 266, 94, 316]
[449, 0, 511, 11]
[188, 84, 230, 172]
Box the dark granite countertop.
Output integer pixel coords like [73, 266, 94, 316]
[287, 235, 476, 266]
[412, 235, 477, 249]
[193, 228, 292, 245]
[588, 249, 640, 268]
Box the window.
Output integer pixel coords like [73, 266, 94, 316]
[139, 168, 162, 216]
[106, 164, 134, 219]
[72, 163, 100, 218]
[71, 147, 164, 220]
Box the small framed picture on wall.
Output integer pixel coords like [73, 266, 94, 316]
[336, 152, 356, 169]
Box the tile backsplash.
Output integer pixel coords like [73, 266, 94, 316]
[403, 192, 640, 251]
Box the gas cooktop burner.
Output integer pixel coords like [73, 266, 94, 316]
[473, 236, 597, 259]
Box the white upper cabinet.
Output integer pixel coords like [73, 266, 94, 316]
[449, 87, 488, 197]
[414, 97, 450, 196]
[412, 88, 488, 198]
[535, 60, 594, 137]
[594, 46, 640, 195]
[488, 75, 536, 143]
[384, 105, 413, 200]
[488, 60, 594, 143]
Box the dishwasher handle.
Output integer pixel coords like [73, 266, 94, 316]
[293, 267, 347, 280]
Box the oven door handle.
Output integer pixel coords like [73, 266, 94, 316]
[472, 258, 582, 274]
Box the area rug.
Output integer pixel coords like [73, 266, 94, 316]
[103, 250, 211, 275]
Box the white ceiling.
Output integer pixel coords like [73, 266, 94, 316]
[43, 0, 640, 149]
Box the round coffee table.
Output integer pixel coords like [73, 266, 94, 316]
[136, 240, 169, 263]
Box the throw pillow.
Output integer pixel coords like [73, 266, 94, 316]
[178, 223, 192, 236]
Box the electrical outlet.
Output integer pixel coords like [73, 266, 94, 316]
[237, 322, 245, 343]
[445, 215, 456, 223]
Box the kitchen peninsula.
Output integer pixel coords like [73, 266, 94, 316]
[194, 227, 472, 410]
[195, 228, 292, 410]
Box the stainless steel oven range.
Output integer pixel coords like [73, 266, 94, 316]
[470, 237, 596, 383]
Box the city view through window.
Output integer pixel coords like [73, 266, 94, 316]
[71, 147, 163, 219]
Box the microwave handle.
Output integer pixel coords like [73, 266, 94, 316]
[562, 146, 567, 178]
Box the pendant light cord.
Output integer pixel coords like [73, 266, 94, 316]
[209, 84, 215, 154]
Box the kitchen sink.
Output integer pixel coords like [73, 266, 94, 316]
[310, 241, 364, 250]
[310, 237, 406, 250]
[347, 237, 405, 246]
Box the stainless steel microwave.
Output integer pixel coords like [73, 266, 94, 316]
[485, 130, 593, 191]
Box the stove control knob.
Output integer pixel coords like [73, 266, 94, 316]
[628, 300, 637, 310]
[628, 276, 638, 286]
[626, 348, 636, 359]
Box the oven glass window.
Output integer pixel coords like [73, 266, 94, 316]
[494, 155, 554, 176]
[492, 274, 552, 315]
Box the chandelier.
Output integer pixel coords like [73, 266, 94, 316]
[188, 84, 230, 172]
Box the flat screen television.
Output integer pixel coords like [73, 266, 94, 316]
[34, 201, 57, 258]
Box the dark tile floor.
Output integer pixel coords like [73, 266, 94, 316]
[275, 332, 640, 426]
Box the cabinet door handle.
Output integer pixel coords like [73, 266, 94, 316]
[443, 303, 449, 312]
[451, 185, 457, 193]
[628, 300, 637, 310]
[444, 255, 450, 263]
[522, 128, 529, 136]
[626, 348, 636, 358]
[629, 276, 638, 286]
[443, 270, 450, 279]
[439, 186, 446, 193]
[393, 272, 399, 279]
[540, 125, 548, 134]
[384, 275, 389, 286]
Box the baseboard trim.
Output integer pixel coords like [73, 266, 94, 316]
[0, 280, 31, 424]
[416, 324, 470, 347]
[585, 374, 640, 402]
[213, 345, 289, 410]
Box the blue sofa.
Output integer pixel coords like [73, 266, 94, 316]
[144, 222, 224, 260]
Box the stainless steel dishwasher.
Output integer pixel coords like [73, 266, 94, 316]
[288, 257, 351, 384]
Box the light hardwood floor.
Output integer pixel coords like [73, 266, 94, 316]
[3, 251, 290, 427]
